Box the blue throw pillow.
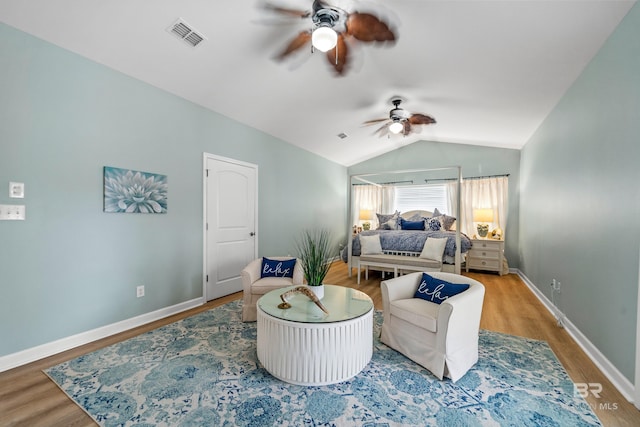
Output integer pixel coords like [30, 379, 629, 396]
[413, 273, 470, 304]
[261, 257, 296, 278]
[400, 218, 425, 230]
[427, 217, 442, 231]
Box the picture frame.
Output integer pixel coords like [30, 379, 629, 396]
[103, 166, 167, 213]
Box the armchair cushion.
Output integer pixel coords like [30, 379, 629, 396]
[261, 257, 296, 278]
[389, 298, 439, 332]
[413, 273, 469, 304]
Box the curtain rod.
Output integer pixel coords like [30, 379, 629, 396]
[424, 173, 510, 183]
[353, 180, 413, 186]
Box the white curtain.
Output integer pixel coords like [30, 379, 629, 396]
[351, 185, 395, 228]
[456, 176, 509, 238]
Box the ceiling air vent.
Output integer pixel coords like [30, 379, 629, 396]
[167, 19, 206, 48]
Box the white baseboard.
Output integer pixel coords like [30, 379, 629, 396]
[0, 297, 204, 373]
[515, 270, 635, 403]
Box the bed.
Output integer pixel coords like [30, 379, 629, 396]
[341, 210, 472, 276]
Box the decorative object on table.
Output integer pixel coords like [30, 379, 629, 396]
[277, 285, 329, 314]
[359, 209, 373, 230]
[295, 228, 335, 299]
[473, 208, 494, 238]
[103, 166, 167, 213]
[491, 227, 503, 240]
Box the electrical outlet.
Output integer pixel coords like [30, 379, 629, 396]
[551, 279, 561, 292]
[136, 285, 145, 298]
[0, 204, 26, 220]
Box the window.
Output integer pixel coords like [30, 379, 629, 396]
[394, 184, 448, 213]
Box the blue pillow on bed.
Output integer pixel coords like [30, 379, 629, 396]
[400, 218, 425, 230]
[427, 217, 442, 231]
[414, 273, 469, 304]
[261, 257, 296, 278]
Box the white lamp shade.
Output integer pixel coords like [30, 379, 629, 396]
[389, 121, 403, 134]
[312, 26, 338, 52]
[473, 208, 494, 223]
[359, 209, 373, 221]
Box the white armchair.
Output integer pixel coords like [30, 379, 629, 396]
[380, 272, 485, 382]
[241, 257, 304, 322]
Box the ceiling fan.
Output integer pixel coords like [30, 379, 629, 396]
[264, 0, 396, 75]
[364, 98, 437, 137]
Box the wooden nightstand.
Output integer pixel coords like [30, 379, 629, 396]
[466, 238, 505, 275]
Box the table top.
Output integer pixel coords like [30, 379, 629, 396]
[257, 284, 373, 324]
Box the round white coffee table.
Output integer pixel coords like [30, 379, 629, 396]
[256, 284, 373, 386]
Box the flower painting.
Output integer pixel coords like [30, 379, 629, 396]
[103, 167, 168, 213]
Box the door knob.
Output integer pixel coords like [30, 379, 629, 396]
[250, 232, 256, 236]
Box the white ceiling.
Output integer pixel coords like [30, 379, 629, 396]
[0, 0, 635, 166]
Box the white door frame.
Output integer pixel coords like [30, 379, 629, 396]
[202, 152, 258, 302]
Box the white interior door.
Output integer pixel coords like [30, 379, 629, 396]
[204, 154, 257, 301]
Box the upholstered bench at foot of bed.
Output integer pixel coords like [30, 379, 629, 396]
[357, 254, 442, 284]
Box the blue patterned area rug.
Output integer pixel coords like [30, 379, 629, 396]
[45, 300, 600, 426]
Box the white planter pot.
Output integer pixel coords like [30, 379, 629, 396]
[308, 284, 324, 300]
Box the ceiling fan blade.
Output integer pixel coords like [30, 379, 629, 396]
[409, 113, 437, 125]
[263, 2, 311, 18]
[346, 13, 395, 42]
[374, 122, 390, 137]
[402, 121, 412, 136]
[326, 33, 348, 75]
[362, 118, 387, 125]
[276, 31, 312, 59]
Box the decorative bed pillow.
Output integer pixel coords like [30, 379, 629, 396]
[376, 211, 399, 229]
[419, 237, 448, 261]
[360, 234, 383, 255]
[426, 216, 443, 231]
[383, 218, 399, 230]
[400, 218, 425, 230]
[432, 208, 456, 231]
[261, 257, 296, 278]
[414, 273, 470, 304]
[405, 213, 424, 222]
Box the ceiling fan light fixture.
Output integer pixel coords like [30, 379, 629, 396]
[389, 121, 404, 134]
[312, 25, 338, 52]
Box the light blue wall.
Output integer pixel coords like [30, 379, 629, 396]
[0, 23, 347, 357]
[519, 4, 640, 382]
[348, 141, 521, 267]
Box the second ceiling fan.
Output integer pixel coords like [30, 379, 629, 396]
[265, 0, 396, 75]
[364, 98, 437, 137]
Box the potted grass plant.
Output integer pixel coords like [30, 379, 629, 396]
[296, 229, 335, 299]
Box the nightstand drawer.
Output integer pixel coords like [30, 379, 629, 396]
[468, 249, 500, 260]
[472, 240, 502, 251]
[467, 258, 500, 270]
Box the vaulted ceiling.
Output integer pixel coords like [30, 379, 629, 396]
[0, 0, 635, 166]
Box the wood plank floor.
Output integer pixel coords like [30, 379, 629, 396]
[1, 262, 637, 426]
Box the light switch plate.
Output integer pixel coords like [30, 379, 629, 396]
[9, 182, 25, 198]
[0, 204, 26, 220]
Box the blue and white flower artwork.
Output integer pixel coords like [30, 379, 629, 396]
[103, 166, 168, 214]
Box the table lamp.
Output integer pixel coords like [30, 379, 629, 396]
[359, 209, 373, 230]
[473, 208, 494, 238]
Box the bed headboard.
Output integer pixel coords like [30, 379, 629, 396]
[399, 210, 433, 219]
